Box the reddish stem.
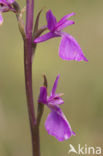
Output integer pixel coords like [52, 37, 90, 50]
[24, 0, 40, 156]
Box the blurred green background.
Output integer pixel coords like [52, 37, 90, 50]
[0, 0, 103, 156]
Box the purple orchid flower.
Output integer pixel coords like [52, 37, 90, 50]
[0, 0, 15, 25]
[34, 10, 88, 62]
[38, 74, 75, 141]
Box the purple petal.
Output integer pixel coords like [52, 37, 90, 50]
[56, 20, 75, 31]
[0, 0, 6, 4]
[34, 32, 59, 43]
[48, 96, 64, 105]
[0, 0, 13, 12]
[8, 0, 14, 4]
[0, 0, 10, 5]
[46, 10, 57, 31]
[0, 6, 10, 12]
[0, 13, 3, 25]
[45, 110, 75, 141]
[1, 0, 14, 4]
[58, 12, 75, 25]
[59, 34, 88, 62]
[38, 87, 47, 104]
[51, 74, 60, 97]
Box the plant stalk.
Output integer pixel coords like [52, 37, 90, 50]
[24, 0, 40, 156]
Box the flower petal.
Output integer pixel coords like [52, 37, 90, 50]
[56, 20, 75, 31]
[51, 74, 60, 96]
[34, 32, 59, 43]
[0, 0, 13, 12]
[46, 10, 57, 31]
[48, 96, 64, 105]
[59, 34, 88, 61]
[38, 87, 47, 104]
[0, 0, 7, 4]
[45, 109, 75, 141]
[0, 0, 10, 5]
[0, 13, 3, 25]
[8, 0, 14, 4]
[58, 12, 75, 25]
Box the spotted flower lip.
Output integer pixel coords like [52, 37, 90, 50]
[38, 75, 75, 141]
[0, 0, 15, 25]
[34, 10, 88, 62]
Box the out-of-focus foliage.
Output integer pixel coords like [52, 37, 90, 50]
[0, 0, 103, 156]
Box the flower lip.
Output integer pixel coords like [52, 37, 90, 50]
[45, 109, 75, 141]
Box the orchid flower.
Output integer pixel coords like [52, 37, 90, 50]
[34, 10, 88, 62]
[0, 0, 15, 25]
[38, 75, 75, 141]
